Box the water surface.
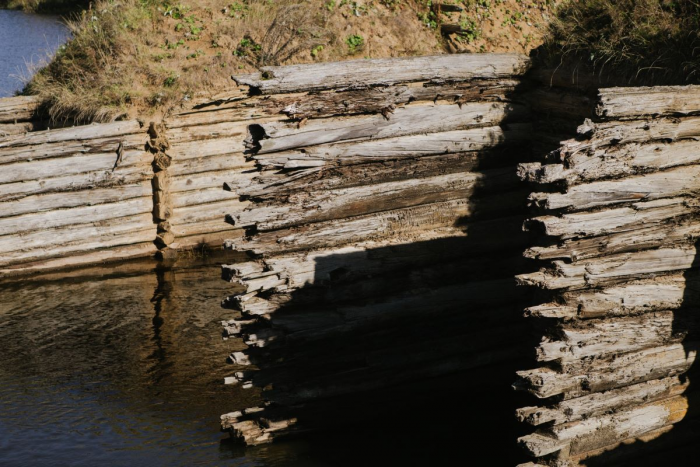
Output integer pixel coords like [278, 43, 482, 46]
[0, 10, 70, 97]
[0, 257, 330, 467]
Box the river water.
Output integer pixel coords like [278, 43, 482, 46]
[0, 10, 70, 97]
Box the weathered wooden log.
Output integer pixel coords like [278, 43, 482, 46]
[279, 80, 520, 120]
[0, 162, 153, 201]
[0, 218, 156, 266]
[233, 53, 530, 94]
[536, 311, 686, 363]
[228, 202, 525, 256]
[251, 124, 531, 169]
[557, 275, 691, 319]
[518, 395, 689, 458]
[0, 120, 143, 149]
[240, 149, 524, 200]
[247, 101, 527, 154]
[180, 80, 520, 125]
[0, 196, 154, 236]
[514, 342, 697, 399]
[0, 96, 40, 123]
[229, 169, 519, 231]
[0, 242, 158, 277]
[0, 149, 150, 186]
[519, 139, 700, 186]
[0, 181, 153, 219]
[558, 116, 700, 158]
[0, 132, 147, 166]
[528, 165, 700, 211]
[517, 246, 699, 290]
[597, 85, 700, 118]
[517, 376, 688, 426]
[524, 197, 700, 239]
[525, 215, 700, 261]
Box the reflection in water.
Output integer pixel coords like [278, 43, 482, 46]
[0, 256, 328, 467]
[0, 10, 70, 97]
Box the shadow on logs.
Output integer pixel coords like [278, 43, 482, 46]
[221, 112, 542, 464]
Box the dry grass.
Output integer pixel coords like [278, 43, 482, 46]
[17, 0, 558, 122]
[541, 0, 700, 85]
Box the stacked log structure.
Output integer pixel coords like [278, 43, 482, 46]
[0, 118, 158, 276]
[215, 53, 537, 453]
[515, 83, 700, 465]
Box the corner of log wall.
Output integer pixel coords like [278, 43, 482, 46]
[513, 80, 700, 466]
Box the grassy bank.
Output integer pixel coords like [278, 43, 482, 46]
[17, 0, 558, 123]
[541, 0, 700, 85]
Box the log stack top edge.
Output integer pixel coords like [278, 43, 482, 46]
[0, 96, 40, 124]
[232, 53, 531, 94]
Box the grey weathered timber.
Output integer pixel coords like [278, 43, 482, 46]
[233, 53, 530, 94]
[525, 216, 700, 261]
[248, 101, 527, 154]
[558, 116, 700, 157]
[514, 342, 697, 399]
[524, 197, 700, 239]
[519, 139, 700, 185]
[597, 85, 700, 118]
[252, 124, 530, 169]
[516, 377, 688, 426]
[228, 169, 517, 231]
[517, 246, 699, 290]
[0, 120, 143, 148]
[528, 165, 700, 211]
[519, 395, 689, 458]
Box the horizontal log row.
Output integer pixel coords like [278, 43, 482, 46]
[517, 84, 700, 465]
[232, 53, 531, 94]
[0, 115, 157, 271]
[171, 79, 520, 126]
[217, 61, 534, 452]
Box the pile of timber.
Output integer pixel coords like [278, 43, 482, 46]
[215, 53, 537, 449]
[515, 83, 700, 465]
[0, 119, 158, 276]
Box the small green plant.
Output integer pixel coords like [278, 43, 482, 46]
[345, 34, 364, 53]
[163, 73, 178, 87]
[166, 38, 185, 49]
[311, 45, 324, 58]
[325, 0, 336, 11]
[459, 17, 481, 43]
